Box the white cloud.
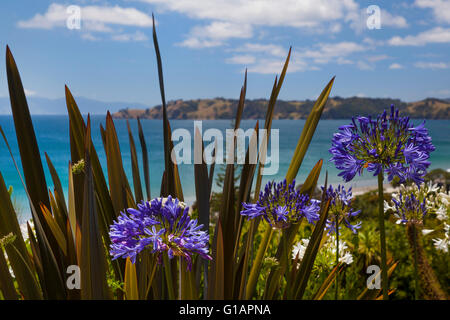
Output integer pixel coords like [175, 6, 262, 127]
[414, 61, 449, 69]
[362, 37, 385, 47]
[17, 3, 152, 41]
[336, 57, 353, 65]
[380, 10, 409, 28]
[81, 33, 99, 41]
[389, 63, 404, 69]
[226, 55, 256, 65]
[330, 23, 342, 33]
[179, 22, 252, 48]
[226, 41, 372, 74]
[389, 27, 450, 46]
[111, 31, 149, 42]
[179, 38, 222, 48]
[356, 60, 374, 71]
[366, 54, 390, 62]
[299, 42, 367, 64]
[246, 57, 310, 74]
[24, 89, 37, 96]
[415, 0, 450, 24]
[144, 0, 394, 47]
[347, 7, 408, 33]
[18, 4, 153, 30]
[231, 43, 287, 57]
[143, 0, 408, 45]
[143, 0, 359, 28]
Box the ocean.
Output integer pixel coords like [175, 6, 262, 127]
[0, 115, 449, 222]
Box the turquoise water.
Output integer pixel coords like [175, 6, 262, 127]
[0, 116, 449, 221]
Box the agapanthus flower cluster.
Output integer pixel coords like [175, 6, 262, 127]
[389, 191, 427, 225]
[323, 185, 361, 234]
[109, 196, 212, 270]
[240, 179, 320, 229]
[386, 182, 450, 252]
[329, 105, 435, 184]
[292, 235, 354, 270]
[385, 182, 444, 224]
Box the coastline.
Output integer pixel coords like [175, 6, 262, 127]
[352, 183, 397, 196]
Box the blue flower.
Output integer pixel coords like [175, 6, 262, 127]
[389, 191, 427, 224]
[240, 179, 320, 228]
[329, 105, 434, 185]
[323, 185, 361, 234]
[109, 196, 212, 270]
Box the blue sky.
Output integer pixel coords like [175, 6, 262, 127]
[0, 0, 449, 108]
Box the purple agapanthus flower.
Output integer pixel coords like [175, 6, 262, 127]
[109, 196, 212, 270]
[323, 185, 361, 234]
[329, 105, 435, 185]
[240, 179, 320, 228]
[390, 192, 427, 224]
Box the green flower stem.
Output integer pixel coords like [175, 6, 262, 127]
[144, 257, 159, 299]
[245, 226, 274, 299]
[335, 211, 339, 300]
[377, 172, 389, 300]
[163, 254, 175, 300]
[412, 223, 420, 300]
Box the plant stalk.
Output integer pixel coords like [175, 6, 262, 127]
[406, 222, 447, 300]
[411, 223, 420, 300]
[335, 213, 339, 300]
[377, 172, 389, 300]
[163, 254, 175, 300]
[245, 226, 274, 299]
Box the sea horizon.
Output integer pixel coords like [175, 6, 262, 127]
[1, 115, 449, 222]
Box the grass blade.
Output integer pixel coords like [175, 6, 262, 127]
[194, 128, 211, 296]
[212, 219, 224, 299]
[5, 46, 58, 254]
[285, 77, 335, 184]
[127, 120, 144, 203]
[40, 204, 67, 257]
[105, 112, 134, 212]
[125, 258, 139, 300]
[0, 246, 19, 299]
[45, 153, 68, 222]
[137, 118, 151, 200]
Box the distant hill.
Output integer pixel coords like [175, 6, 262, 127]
[1, 96, 449, 119]
[112, 97, 450, 120]
[0, 96, 148, 115]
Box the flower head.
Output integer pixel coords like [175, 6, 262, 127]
[329, 106, 435, 184]
[390, 191, 427, 225]
[240, 179, 320, 228]
[72, 159, 85, 175]
[386, 182, 449, 253]
[0, 232, 16, 249]
[109, 196, 212, 270]
[323, 184, 361, 234]
[385, 181, 446, 225]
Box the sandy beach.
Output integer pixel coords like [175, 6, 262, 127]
[352, 183, 397, 196]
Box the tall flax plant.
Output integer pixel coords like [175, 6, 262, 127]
[0, 16, 344, 300]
